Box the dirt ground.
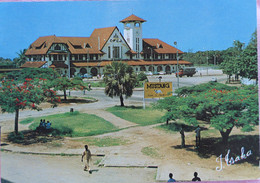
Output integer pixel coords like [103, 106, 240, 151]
[1, 99, 260, 182]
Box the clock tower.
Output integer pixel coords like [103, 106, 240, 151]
[120, 14, 146, 58]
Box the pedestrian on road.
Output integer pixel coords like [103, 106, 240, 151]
[192, 172, 201, 181]
[180, 126, 185, 148]
[168, 173, 176, 182]
[195, 125, 201, 148]
[81, 145, 92, 173]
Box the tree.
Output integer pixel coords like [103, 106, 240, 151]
[154, 83, 258, 144]
[15, 49, 27, 67]
[220, 31, 257, 81]
[103, 62, 137, 106]
[7, 68, 59, 81]
[220, 40, 245, 80]
[239, 31, 257, 80]
[50, 77, 87, 100]
[0, 78, 60, 134]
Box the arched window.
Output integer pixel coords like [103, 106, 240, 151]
[135, 23, 140, 27]
[140, 66, 146, 71]
[80, 68, 87, 75]
[157, 66, 163, 72]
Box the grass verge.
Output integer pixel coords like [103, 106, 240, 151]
[106, 106, 165, 126]
[27, 111, 118, 137]
[20, 118, 34, 125]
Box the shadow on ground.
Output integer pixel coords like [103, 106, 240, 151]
[60, 98, 97, 104]
[184, 134, 259, 166]
[1, 178, 14, 183]
[6, 130, 63, 145]
[159, 122, 208, 133]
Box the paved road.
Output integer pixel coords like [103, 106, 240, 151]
[1, 152, 156, 183]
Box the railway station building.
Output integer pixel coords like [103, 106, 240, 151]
[23, 14, 192, 77]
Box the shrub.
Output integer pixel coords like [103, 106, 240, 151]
[8, 132, 24, 143]
[137, 72, 147, 82]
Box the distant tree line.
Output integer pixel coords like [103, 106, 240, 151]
[182, 30, 257, 81]
[0, 49, 27, 68]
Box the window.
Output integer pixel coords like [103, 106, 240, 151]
[136, 38, 140, 58]
[113, 46, 120, 59]
[58, 55, 63, 61]
[54, 44, 61, 50]
[161, 54, 165, 60]
[135, 23, 140, 27]
[53, 55, 57, 61]
[108, 47, 111, 58]
[79, 55, 83, 60]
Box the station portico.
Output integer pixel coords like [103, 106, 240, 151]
[23, 14, 192, 77]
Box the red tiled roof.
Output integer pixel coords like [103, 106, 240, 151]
[20, 61, 47, 68]
[125, 50, 137, 54]
[143, 38, 183, 54]
[25, 34, 106, 56]
[120, 14, 146, 23]
[49, 61, 68, 68]
[90, 26, 117, 50]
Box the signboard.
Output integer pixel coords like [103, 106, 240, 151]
[144, 82, 173, 98]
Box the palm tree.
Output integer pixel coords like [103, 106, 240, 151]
[103, 62, 137, 106]
[15, 49, 27, 67]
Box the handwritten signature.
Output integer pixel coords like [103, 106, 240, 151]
[216, 147, 252, 171]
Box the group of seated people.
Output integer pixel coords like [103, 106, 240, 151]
[36, 119, 52, 132]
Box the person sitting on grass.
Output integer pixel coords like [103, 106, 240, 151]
[45, 121, 52, 131]
[37, 119, 45, 131]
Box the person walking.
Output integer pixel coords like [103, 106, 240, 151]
[195, 125, 201, 148]
[81, 145, 92, 173]
[168, 173, 176, 182]
[192, 172, 201, 181]
[180, 126, 185, 148]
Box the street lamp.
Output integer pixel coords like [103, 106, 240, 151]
[174, 42, 179, 89]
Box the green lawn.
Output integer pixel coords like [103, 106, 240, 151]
[106, 106, 165, 126]
[27, 111, 118, 137]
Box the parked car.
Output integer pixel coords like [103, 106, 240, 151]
[176, 67, 196, 77]
[80, 73, 93, 79]
[211, 77, 217, 82]
[158, 71, 166, 75]
[144, 71, 153, 76]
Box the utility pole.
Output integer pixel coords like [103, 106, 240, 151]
[174, 42, 179, 89]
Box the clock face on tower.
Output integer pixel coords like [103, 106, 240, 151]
[136, 31, 139, 35]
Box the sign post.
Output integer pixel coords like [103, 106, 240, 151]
[144, 82, 173, 99]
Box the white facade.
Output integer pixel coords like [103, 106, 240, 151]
[123, 21, 144, 59]
[101, 29, 130, 60]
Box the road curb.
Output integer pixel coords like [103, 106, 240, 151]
[1, 148, 105, 157]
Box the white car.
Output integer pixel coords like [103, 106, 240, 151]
[211, 77, 217, 82]
[144, 71, 153, 76]
[158, 71, 166, 75]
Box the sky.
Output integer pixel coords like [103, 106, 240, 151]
[0, 0, 257, 59]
